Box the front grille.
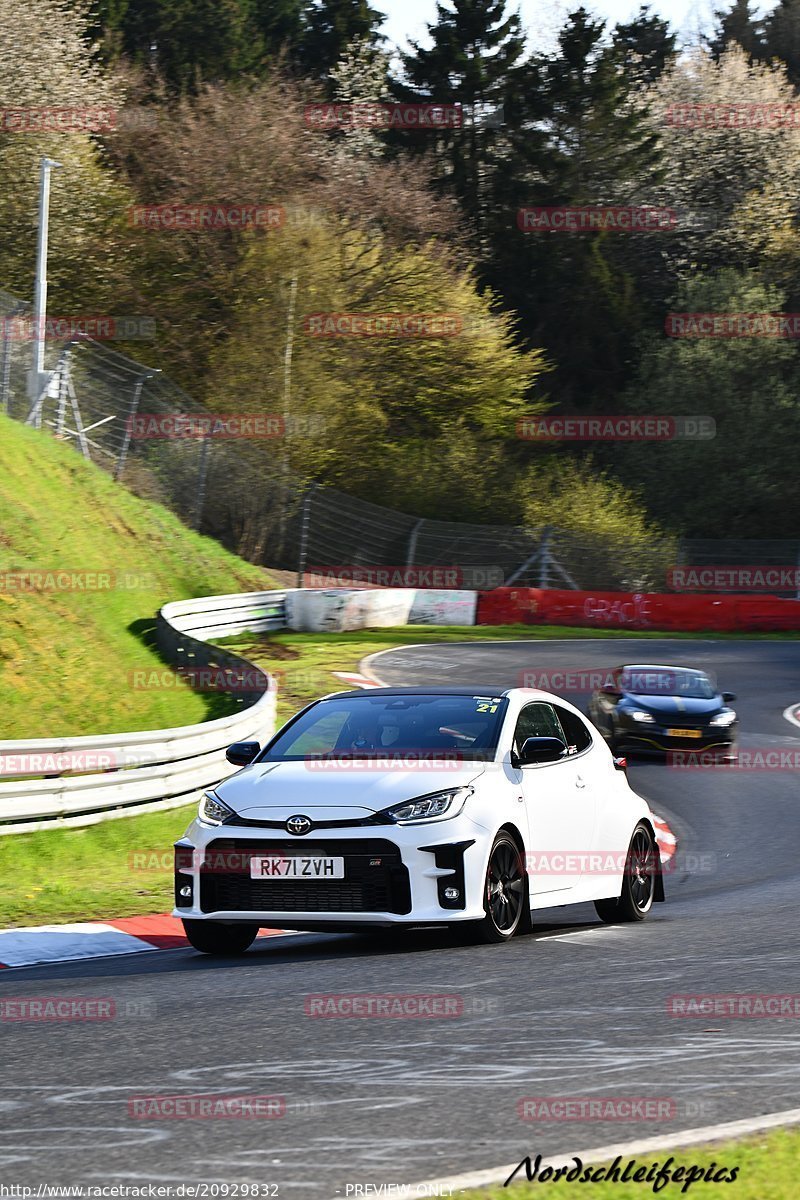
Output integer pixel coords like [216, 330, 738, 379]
[199, 838, 411, 915]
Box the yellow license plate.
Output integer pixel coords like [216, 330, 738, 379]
[667, 728, 702, 738]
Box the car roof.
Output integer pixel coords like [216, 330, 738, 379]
[618, 664, 708, 675]
[324, 686, 513, 699]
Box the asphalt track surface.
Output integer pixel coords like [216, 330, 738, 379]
[2, 639, 800, 1195]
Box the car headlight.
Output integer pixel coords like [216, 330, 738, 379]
[383, 787, 472, 824]
[629, 709, 655, 723]
[198, 791, 235, 825]
[709, 710, 737, 727]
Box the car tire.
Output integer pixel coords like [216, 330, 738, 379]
[471, 832, 529, 944]
[182, 919, 258, 955]
[594, 822, 656, 924]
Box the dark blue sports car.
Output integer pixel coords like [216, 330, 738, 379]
[588, 664, 738, 757]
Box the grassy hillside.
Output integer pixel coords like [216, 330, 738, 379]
[0, 415, 275, 737]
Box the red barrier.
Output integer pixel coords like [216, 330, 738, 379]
[476, 588, 800, 632]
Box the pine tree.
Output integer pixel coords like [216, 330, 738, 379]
[764, 0, 800, 86]
[299, 0, 385, 86]
[396, 0, 527, 236]
[253, 0, 305, 60]
[482, 7, 665, 411]
[112, 0, 269, 91]
[708, 0, 765, 61]
[613, 5, 676, 86]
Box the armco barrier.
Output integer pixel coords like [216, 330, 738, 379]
[476, 588, 800, 632]
[0, 591, 285, 834]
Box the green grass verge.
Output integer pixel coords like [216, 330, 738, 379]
[0, 413, 275, 737]
[2, 620, 798, 927]
[460, 1126, 800, 1198]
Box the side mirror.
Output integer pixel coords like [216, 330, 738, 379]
[518, 736, 568, 766]
[226, 741, 260, 766]
[722, 692, 736, 703]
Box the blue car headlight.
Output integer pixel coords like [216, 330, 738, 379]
[629, 709, 656, 724]
[383, 787, 472, 824]
[709, 710, 737, 728]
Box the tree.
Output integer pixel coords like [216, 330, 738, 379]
[0, 0, 138, 309]
[640, 46, 800, 280]
[397, 0, 527, 238]
[708, 0, 765, 61]
[253, 0, 305, 60]
[609, 271, 800, 538]
[114, 0, 267, 91]
[202, 214, 548, 521]
[329, 36, 391, 159]
[299, 0, 385, 86]
[763, 0, 800, 86]
[480, 7, 664, 411]
[613, 5, 676, 86]
[109, 72, 461, 391]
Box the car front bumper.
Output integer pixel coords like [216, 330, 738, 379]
[615, 724, 737, 756]
[172, 815, 490, 928]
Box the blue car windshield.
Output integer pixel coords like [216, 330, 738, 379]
[625, 672, 717, 700]
[263, 694, 509, 762]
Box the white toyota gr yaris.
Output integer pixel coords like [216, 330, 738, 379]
[174, 686, 664, 953]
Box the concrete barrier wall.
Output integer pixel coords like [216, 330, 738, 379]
[476, 587, 800, 632]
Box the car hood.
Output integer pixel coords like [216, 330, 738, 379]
[623, 693, 724, 718]
[215, 759, 487, 819]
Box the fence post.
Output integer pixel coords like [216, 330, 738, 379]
[55, 358, 68, 437]
[296, 483, 316, 588]
[114, 374, 147, 481]
[0, 309, 19, 416]
[538, 525, 552, 588]
[194, 435, 210, 529]
[406, 518, 424, 568]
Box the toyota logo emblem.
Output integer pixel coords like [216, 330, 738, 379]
[286, 815, 313, 835]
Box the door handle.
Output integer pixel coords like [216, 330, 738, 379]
[575, 776, 586, 788]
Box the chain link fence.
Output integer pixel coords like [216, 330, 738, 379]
[3, 285, 798, 593]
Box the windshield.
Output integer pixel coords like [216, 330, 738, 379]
[626, 671, 718, 700]
[263, 694, 509, 762]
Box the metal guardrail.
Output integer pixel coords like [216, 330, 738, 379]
[0, 591, 287, 834]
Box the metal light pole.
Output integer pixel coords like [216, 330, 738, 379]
[27, 156, 63, 403]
